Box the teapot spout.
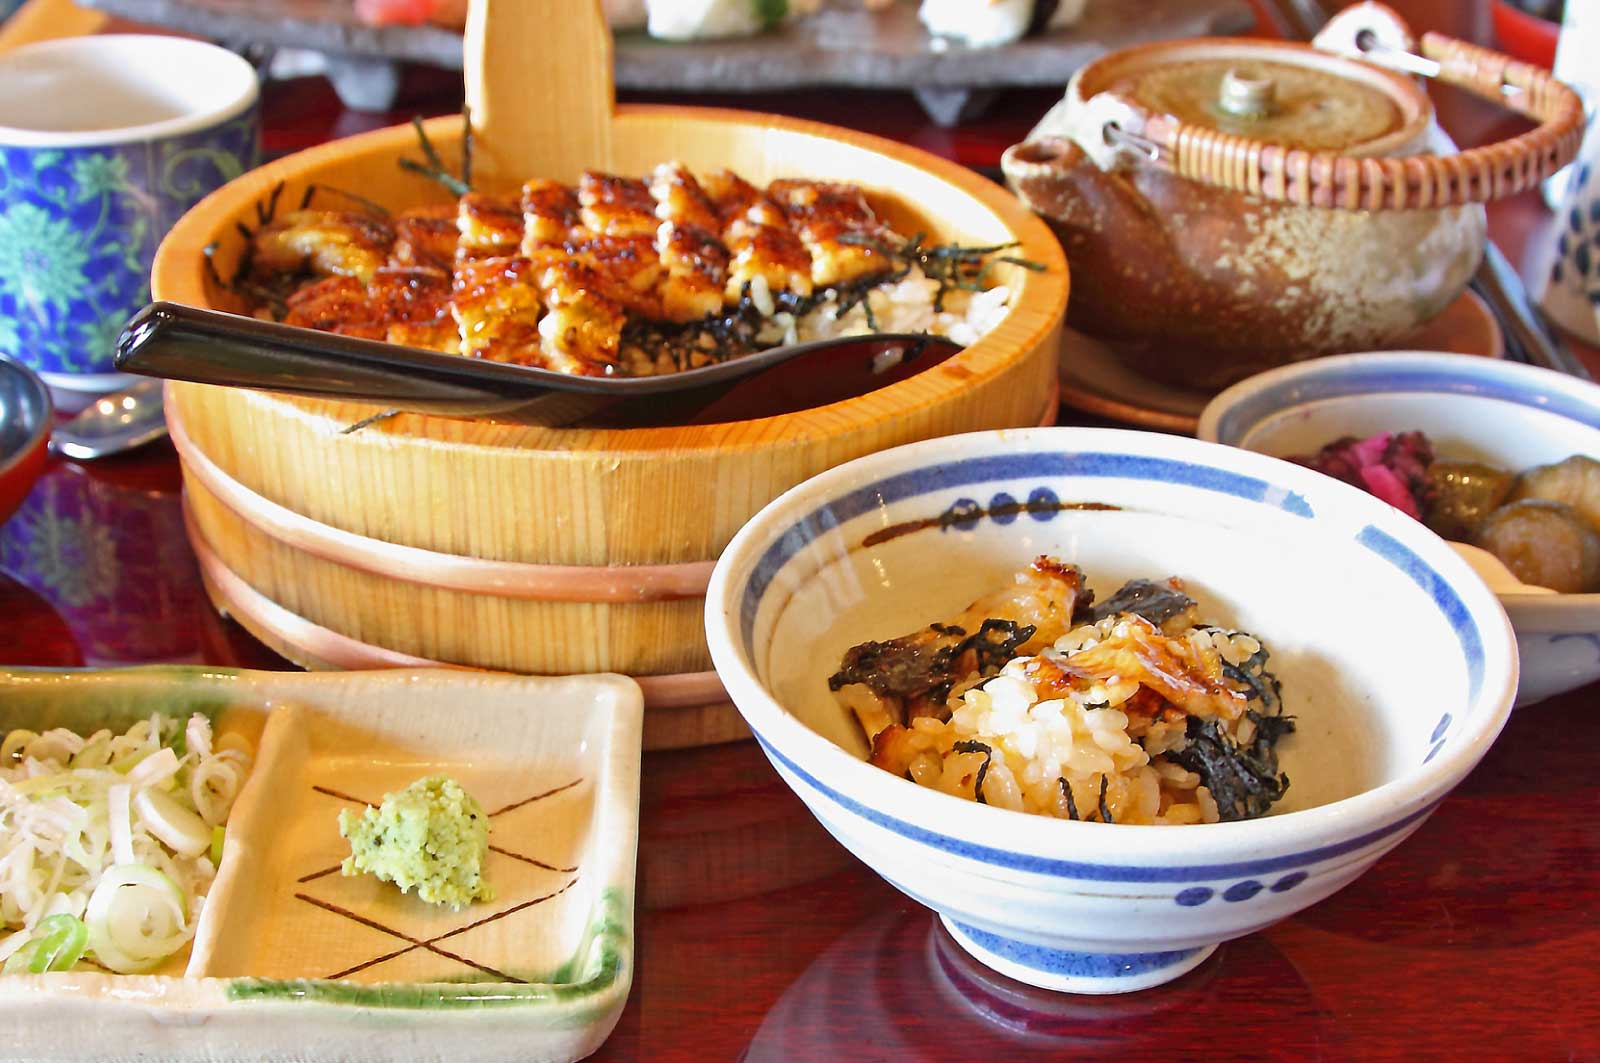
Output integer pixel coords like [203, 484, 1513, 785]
[1001, 137, 1091, 221]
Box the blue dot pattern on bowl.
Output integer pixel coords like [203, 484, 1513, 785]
[1222, 880, 1264, 902]
[1026, 486, 1059, 518]
[937, 487, 1072, 532]
[1175, 871, 1307, 907]
[0, 108, 259, 375]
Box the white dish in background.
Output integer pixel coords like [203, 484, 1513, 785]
[706, 426, 1517, 994]
[0, 667, 642, 1063]
[1199, 351, 1600, 706]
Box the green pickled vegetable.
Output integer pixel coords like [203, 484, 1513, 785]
[4, 914, 89, 974]
[1510, 455, 1600, 532]
[1423, 461, 1515, 541]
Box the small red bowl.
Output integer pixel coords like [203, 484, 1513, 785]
[0, 357, 52, 525]
[1492, 0, 1560, 70]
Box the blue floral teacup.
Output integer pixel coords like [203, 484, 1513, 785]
[0, 35, 258, 392]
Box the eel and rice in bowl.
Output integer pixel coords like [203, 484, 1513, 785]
[829, 557, 1295, 826]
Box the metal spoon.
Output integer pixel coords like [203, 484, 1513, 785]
[49, 378, 168, 460]
[114, 302, 963, 426]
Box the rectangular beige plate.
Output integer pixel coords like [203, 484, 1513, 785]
[0, 667, 643, 1063]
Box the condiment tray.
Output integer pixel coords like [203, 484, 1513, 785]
[0, 667, 643, 1063]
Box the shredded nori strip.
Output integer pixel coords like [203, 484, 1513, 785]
[301, 182, 392, 218]
[1096, 774, 1114, 824]
[1058, 777, 1079, 821]
[1162, 629, 1295, 821]
[398, 114, 471, 196]
[828, 617, 1035, 708]
[1086, 579, 1195, 627]
[953, 740, 994, 804]
[1221, 639, 1285, 718]
[839, 230, 1045, 313]
[1168, 712, 1294, 822]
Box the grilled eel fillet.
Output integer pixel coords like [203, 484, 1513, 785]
[249, 165, 896, 376]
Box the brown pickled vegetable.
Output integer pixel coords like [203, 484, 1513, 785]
[1474, 499, 1600, 594]
[1510, 455, 1600, 532]
[1423, 462, 1515, 541]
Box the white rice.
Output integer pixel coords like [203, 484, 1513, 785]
[885, 617, 1281, 826]
[782, 268, 1013, 348]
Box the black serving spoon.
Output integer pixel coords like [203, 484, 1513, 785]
[115, 302, 964, 426]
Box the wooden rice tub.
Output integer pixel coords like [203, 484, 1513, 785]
[150, 2, 1069, 750]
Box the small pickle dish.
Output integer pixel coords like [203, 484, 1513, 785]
[706, 426, 1518, 994]
[0, 667, 643, 1063]
[1199, 350, 1600, 707]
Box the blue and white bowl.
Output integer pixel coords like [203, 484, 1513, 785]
[1199, 351, 1600, 707]
[705, 426, 1517, 994]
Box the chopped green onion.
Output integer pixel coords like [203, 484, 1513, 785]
[3, 915, 88, 974]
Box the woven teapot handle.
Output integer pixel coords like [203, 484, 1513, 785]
[1100, 3, 1585, 210]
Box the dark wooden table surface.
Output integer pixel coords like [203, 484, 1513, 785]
[3, 1, 1598, 1060]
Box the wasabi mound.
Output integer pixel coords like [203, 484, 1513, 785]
[339, 775, 494, 910]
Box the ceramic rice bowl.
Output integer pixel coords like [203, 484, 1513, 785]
[705, 426, 1518, 994]
[1198, 351, 1600, 707]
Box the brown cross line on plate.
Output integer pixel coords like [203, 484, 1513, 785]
[294, 778, 584, 982]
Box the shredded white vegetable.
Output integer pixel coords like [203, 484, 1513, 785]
[0, 714, 253, 973]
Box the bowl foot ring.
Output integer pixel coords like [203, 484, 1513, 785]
[940, 916, 1216, 994]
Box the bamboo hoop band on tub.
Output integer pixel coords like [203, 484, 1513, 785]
[166, 384, 1060, 604]
[183, 498, 733, 711]
[1102, 32, 1583, 210]
[166, 398, 717, 604]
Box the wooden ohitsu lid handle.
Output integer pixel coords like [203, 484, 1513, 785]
[1102, 24, 1585, 210]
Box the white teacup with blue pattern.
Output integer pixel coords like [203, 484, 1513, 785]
[0, 35, 258, 393]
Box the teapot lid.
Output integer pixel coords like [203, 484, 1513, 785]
[1086, 39, 1430, 157]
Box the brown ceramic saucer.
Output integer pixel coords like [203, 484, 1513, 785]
[1057, 288, 1504, 434]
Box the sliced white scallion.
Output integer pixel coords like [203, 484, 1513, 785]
[0, 714, 253, 974]
[84, 864, 191, 974]
[108, 785, 135, 867]
[133, 788, 211, 858]
[126, 747, 180, 790]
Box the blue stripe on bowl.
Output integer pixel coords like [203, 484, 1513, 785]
[739, 450, 1314, 651]
[1356, 524, 1485, 702]
[753, 730, 1436, 883]
[1212, 363, 1600, 445]
[947, 920, 1206, 978]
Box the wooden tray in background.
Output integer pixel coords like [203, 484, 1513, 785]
[74, 0, 1253, 119]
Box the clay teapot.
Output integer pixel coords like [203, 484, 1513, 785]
[1002, 2, 1585, 391]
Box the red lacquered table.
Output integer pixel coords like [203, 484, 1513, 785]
[4, 2, 1599, 1060]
